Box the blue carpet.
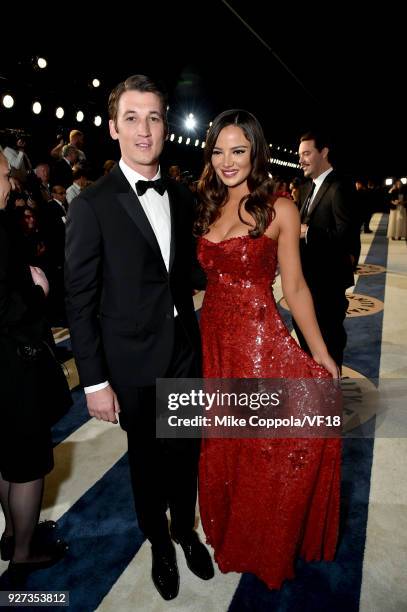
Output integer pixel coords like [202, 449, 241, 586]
[343, 219, 387, 379]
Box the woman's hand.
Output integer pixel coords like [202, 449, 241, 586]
[313, 352, 340, 378]
[30, 266, 49, 297]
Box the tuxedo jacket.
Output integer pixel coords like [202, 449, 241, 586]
[299, 171, 358, 293]
[65, 165, 204, 390]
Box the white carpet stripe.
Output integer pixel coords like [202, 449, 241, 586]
[360, 220, 407, 611]
[41, 420, 127, 522]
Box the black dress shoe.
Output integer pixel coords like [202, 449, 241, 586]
[1, 520, 57, 561]
[151, 544, 179, 600]
[173, 531, 214, 580]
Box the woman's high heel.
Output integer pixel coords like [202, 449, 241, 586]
[0, 520, 57, 561]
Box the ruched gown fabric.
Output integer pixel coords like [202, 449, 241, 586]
[197, 234, 341, 589]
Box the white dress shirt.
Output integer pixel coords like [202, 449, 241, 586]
[118, 159, 172, 271]
[85, 159, 173, 395]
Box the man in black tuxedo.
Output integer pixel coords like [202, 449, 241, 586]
[65, 75, 213, 600]
[294, 131, 358, 368]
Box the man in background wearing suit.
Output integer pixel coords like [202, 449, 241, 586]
[51, 145, 78, 189]
[294, 131, 358, 368]
[65, 75, 213, 601]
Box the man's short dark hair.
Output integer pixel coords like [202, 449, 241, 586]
[300, 130, 331, 153]
[108, 74, 168, 133]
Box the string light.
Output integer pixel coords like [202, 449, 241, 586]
[2, 95, 14, 109]
[32, 101, 42, 115]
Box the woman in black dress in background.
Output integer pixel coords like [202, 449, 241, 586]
[0, 152, 71, 584]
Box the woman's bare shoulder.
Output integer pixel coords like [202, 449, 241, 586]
[273, 196, 297, 212]
[273, 196, 300, 223]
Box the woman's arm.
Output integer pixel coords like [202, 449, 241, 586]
[270, 198, 339, 377]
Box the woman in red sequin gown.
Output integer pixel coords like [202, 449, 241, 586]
[195, 110, 341, 589]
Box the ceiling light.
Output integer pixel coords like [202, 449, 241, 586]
[2, 94, 14, 109]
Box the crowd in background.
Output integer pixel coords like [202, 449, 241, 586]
[0, 126, 404, 330]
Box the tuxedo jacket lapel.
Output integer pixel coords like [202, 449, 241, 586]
[307, 181, 330, 218]
[300, 183, 314, 219]
[111, 166, 167, 273]
[305, 173, 335, 221]
[118, 191, 165, 256]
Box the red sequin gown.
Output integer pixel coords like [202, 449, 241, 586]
[197, 234, 341, 589]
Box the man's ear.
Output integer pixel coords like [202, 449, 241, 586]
[109, 119, 119, 141]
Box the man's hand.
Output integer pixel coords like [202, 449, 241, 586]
[300, 223, 308, 239]
[86, 385, 120, 424]
[30, 266, 49, 296]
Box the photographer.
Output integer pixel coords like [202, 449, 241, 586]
[49, 132, 66, 160]
[2, 131, 33, 186]
[50, 129, 86, 165]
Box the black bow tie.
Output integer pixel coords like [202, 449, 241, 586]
[136, 178, 166, 197]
